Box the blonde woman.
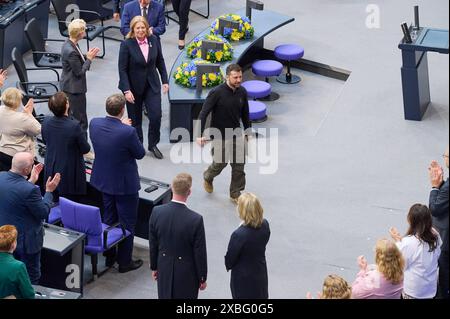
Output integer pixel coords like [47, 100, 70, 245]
[118, 15, 168, 159]
[351, 239, 404, 299]
[0, 88, 39, 171]
[225, 193, 270, 299]
[60, 19, 100, 140]
[307, 274, 352, 299]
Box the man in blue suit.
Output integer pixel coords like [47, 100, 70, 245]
[89, 94, 146, 273]
[0, 152, 60, 284]
[120, 0, 166, 37]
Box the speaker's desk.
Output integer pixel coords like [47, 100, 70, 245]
[398, 27, 449, 120]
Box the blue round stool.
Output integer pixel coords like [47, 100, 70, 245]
[252, 60, 283, 101]
[274, 44, 304, 84]
[249, 100, 267, 123]
[241, 80, 271, 99]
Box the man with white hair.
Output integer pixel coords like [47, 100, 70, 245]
[0, 152, 60, 284]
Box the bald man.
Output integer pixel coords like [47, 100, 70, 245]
[0, 152, 60, 284]
[429, 145, 449, 299]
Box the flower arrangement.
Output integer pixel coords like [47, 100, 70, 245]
[173, 59, 224, 88]
[186, 34, 234, 63]
[210, 14, 254, 41]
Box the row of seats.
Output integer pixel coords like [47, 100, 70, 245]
[242, 44, 305, 122]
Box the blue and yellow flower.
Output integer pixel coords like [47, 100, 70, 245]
[210, 14, 254, 41]
[186, 34, 233, 63]
[173, 59, 224, 88]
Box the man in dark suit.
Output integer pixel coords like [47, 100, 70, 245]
[89, 94, 146, 273]
[149, 173, 208, 299]
[0, 152, 60, 284]
[120, 0, 166, 37]
[429, 145, 449, 299]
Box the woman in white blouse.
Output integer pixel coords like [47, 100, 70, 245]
[0, 88, 40, 171]
[390, 203, 442, 299]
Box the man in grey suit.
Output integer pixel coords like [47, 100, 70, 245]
[60, 19, 100, 139]
[0, 152, 60, 284]
[149, 173, 207, 299]
[429, 145, 449, 299]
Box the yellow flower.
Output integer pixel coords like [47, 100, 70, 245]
[208, 73, 217, 81]
[184, 71, 189, 76]
[196, 50, 202, 58]
[177, 67, 182, 72]
[175, 74, 181, 80]
[202, 74, 207, 80]
[231, 14, 240, 21]
[183, 63, 188, 67]
[244, 22, 251, 30]
[231, 30, 241, 41]
[215, 51, 223, 61]
[190, 70, 196, 77]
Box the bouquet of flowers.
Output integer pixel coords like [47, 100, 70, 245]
[173, 59, 224, 88]
[186, 34, 234, 63]
[210, 14, 254, 41]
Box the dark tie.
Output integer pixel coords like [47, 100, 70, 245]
[142, 6, 148, 20]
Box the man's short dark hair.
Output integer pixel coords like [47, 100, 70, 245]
[106, 94, 126, 116]
[48, 92, 68, 117]
[226, 64, 242, 75]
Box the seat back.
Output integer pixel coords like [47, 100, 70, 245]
[24, 18, 46, 66]
[11, 47, 29, 86]
[51, 0, 72, 36]
[60, 197, 103, 248]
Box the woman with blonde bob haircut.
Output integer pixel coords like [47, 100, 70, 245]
[0, 225, 35, 299]
[225, 193, 271, 299]
[118, 15, 169, 159]
[352, 238, 404, 299]
[307, 274, 352, 299]
[0, 88, 40, 171]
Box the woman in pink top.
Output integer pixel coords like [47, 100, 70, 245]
[351, 238, 404, 299]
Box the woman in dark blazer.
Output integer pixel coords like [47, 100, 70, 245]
[41, 92, 91, 201]
[60, 19, 100, 140]
[225, 192, 271, 299]
[118, 15, 169, 159]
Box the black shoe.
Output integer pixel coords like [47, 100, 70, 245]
[178, 44, 185, 50]
[118, 259, 143, 273]
[105, 256, 116, 268]
[149, 146, 163, 159]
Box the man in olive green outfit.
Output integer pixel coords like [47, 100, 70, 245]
[197, 64, 251, 204]
[0, 225, 35, 299]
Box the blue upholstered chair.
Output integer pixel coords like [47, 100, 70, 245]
[59, 197, 130, 280]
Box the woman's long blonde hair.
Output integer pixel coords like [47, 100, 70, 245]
[375, 238, 404, 284]
[238, 193, 264, 228]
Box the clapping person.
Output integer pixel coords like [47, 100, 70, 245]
[41, 93, 91, 202]
[390, 204, 442, 299]
[118, 16, 169, 159]
[61, 19, 100, 145]
[225, 193, 270, 299]
[428, 146, 449, 299]
[351, 239, 404, 299]
[0, 88, 40, 172]
[0, 68, 7, 87]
